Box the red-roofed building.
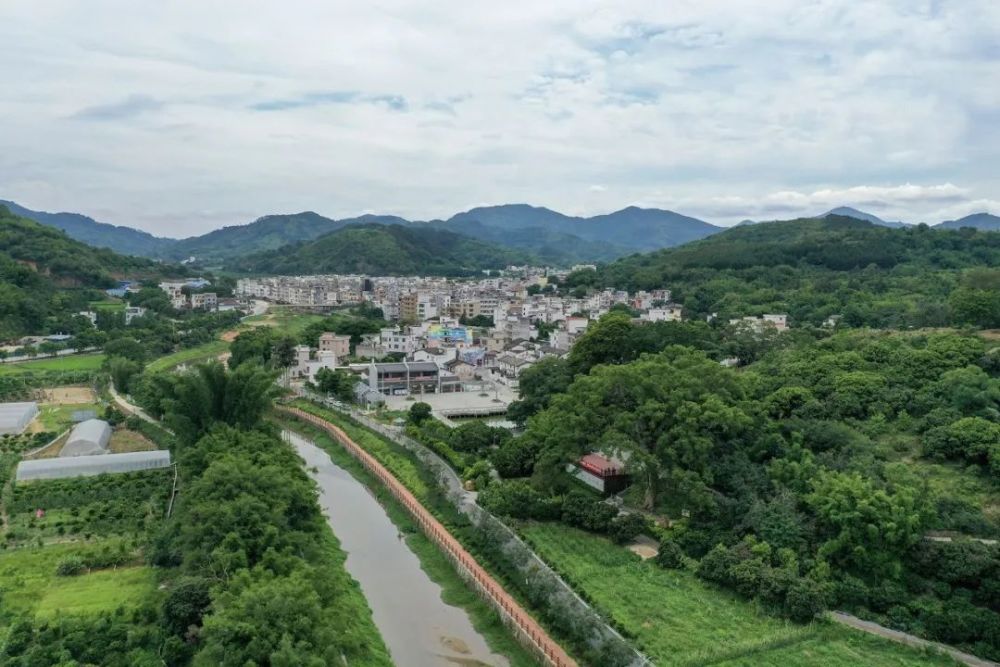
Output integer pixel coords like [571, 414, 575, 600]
[572, 453, 631, 494]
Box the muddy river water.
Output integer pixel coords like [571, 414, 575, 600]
[286, 431, 510, 667]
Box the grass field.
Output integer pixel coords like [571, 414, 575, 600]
[145, 339, 229, 372]
[88, 300, 125, 311]
[0, 541, 156, 620]
[35, 402, 101, 432]
[243, 308, 325, 334]
[519, 523, 958, 667]
[108, 429, 155, 453]
[0, 354, 105, 376]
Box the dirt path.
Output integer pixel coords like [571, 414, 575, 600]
[108, 385, 159, 426]
[829, 612, 999, 667]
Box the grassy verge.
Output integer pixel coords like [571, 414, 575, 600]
[0, 354, 105, 376]
[145, 340, 229, 373]
[275, 415, 538, 667]
[520, 523, 958, 667]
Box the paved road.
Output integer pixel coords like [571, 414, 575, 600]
[0, 347, 100, 365]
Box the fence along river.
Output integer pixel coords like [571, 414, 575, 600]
[285, 430, 509, 667]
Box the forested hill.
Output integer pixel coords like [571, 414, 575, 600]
[164, 211, 352, 264]
[1, 199, 174, 257]
[570, 215, 1000, 328]
[0, 204, 181, 339]
[228, 223, 534, 276]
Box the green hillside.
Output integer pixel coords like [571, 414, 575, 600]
[2, 199, 173, 257]
[0, 204, 180, 339]
[229, 223, 534, 276]
[163, 211, 343, 264]
[572, 216, 1000, 329]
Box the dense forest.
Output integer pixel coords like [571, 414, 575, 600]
[0, 205, 185, 340]
[228, 223, 534, 276]
[568, 216, 1000, 329]
[469, 313, 1000, 660]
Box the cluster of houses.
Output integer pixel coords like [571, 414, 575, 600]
[157, 278, 241, 312]
[245, 269, 799, 401]
[77, 306, 149, 327]
[101, 278, 242, 314]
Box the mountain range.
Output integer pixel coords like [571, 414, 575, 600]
[4, 199, 998, 266]
[229, 223, 535, 276]
[1, 200, 724, 265]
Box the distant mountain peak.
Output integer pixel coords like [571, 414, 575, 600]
[821, 206, 911, 228]
[822, 206, 886, 224]
[936, 212, 1000, 231]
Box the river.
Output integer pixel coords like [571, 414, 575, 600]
[286, 431, 510, 667]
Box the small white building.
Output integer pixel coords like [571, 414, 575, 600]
[124, 306, 147, 325]
[643, 305, 683, 323]
[61, 419, 112, 457]
[289, 345, 339, 383]
[0, 402, 38, 435]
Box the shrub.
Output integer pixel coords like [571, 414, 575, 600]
[479, 481, 560, 520]
[56, 556, 86, 576]
[491, 437, 540, 478]
[408, 402, 432, 425]
[784, 578, 827, 622]
[833, 574, 870, 609]
[655, 541, 686, 569]
[608, 513, 649, 544]
[462, 460, 492, 491]
[561, 492, 618, 533]
[162, 576, 213, 636]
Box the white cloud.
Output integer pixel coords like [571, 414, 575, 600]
[0, 0, 997, 235]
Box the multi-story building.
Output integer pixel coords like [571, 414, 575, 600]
[189, 292, 218, 310]
[318, 332, 351, 357]
[380, 327, 418, 355]
[642, 305, 683, 322]
[367, 360, 446, 395]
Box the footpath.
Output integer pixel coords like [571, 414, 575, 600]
[828, 612, 999, 667]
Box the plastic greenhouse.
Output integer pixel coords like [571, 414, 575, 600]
[16, 450, 172, 481]
[60, 419, 112, 457]
[0, 402, 38, 435]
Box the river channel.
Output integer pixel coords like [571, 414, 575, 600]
[285, 430, 510, 667]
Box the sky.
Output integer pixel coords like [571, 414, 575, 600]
[1, 0, 998, 237]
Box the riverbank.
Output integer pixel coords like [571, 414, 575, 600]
[275, 416, 538, 667]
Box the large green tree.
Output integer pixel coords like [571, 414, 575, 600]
[162, 361, 278, 444]
[526, 346, 755, 508]
[807, 470, 932, 577]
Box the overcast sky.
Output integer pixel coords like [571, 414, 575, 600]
[1, 1, 998, 237]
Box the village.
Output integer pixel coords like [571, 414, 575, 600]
[235, 268, 790, 409]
